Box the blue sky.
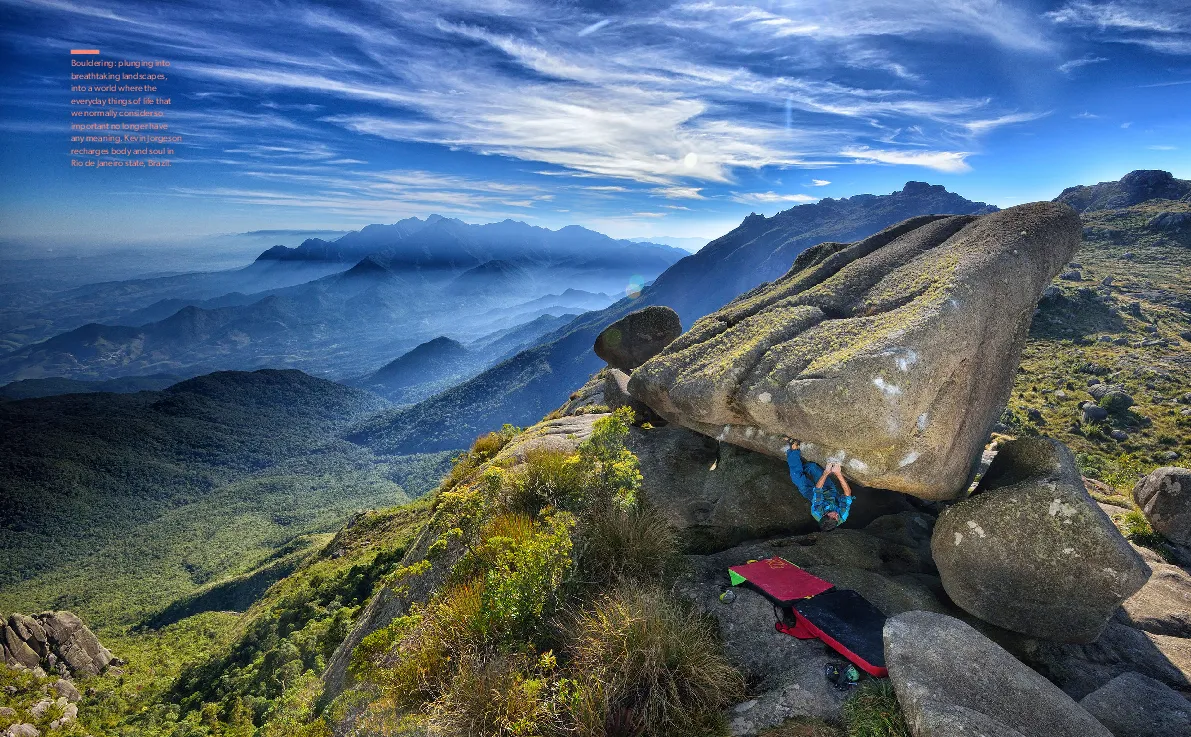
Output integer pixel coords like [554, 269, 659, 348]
[1, 0, 1189, 246]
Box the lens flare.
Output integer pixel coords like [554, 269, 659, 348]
[626, 274, 645, 299]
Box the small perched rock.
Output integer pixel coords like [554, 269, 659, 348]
[29, 700, 53, 719]
[1111, 429, 1129, 441]
[1122, 251, 1135, 259]
[1134, 467, 1191, 546]
[1079, 672, 1191, 737]
[1055, 389, 1067, 400]
[1060, 269, 1083, 281]
[1101, 276, 1114, 286]
[593, 305, 682, 372]
[1027, 408, 1043, 422]
[1083, 404, 1109, 422]
[5, 724, 40, 737]
[884, 611, 1111, 737]
[1089, 383, 1123, 401]
[932, 438, 1150, 642]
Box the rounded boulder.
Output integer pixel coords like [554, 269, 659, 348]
[593, 305, 682, 371]
[932, 437, 1150, 643]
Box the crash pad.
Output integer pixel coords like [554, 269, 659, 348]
[784, 589, 888, 677]
[728, 557, 833, 605]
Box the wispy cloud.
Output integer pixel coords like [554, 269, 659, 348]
[1058, 54, 1109, 72]
[841, 147, 973, 173]
[731, 191, 818, 205]
[962, 111, 1051, 135]
[809, 179, 831, 186]
[1047, 2, 1191, 55]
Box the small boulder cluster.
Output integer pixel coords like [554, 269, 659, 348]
[2, 611, 115, 678]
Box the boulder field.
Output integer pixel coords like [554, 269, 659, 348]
[626, 202, 1082, 500]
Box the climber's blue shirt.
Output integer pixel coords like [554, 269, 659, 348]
[786, 447, 853, 524]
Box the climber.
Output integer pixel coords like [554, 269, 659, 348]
[784, 438, 853, 531]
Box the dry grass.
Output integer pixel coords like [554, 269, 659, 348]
[569, 586, 744, 737]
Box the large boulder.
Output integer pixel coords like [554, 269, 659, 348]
[884, 610, 1112, 737]
[932, 438, 1150, 643]
[1133, 467, 1191, 545]
[1079, 672, 1191, 737]
[593, 305, 681, 371]
[627, 203, 1082, 500]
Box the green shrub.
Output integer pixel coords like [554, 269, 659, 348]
[568, 586, 744, 737]
[505, 448, 588, 515]
[1120, 509, 1166, 550]
[842, 680, 910, 737]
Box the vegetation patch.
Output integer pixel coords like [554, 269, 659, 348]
[348, 409, 743, 737]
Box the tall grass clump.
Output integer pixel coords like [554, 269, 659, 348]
[569, 586, 744, 737]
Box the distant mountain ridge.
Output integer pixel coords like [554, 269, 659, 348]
[256, 215, 686, 275]
[0, 219, 685, 385]
[350, 181, 998, 454]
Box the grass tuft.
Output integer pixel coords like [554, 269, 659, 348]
[842, 680, 911, 737]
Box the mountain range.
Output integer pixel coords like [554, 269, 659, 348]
[349, 181, 999, 454]
[0, 220, 682, 386]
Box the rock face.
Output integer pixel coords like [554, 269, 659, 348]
[603, 369, 659, 425]
[1133, 467, 1191, 545]
[593, 305, 682, 372]
[626, 424, 918, 552]
[1, 611, 114, 677]
[627, 203, 1082, 500]
[932, 438, 1150, 643]
[1079, 672, 1191, 737]
[884, 610, 1112, 737]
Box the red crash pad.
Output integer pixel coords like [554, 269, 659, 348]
[727, 557, 833, 605]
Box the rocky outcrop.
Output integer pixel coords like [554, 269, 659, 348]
[1147, 210, 1191, 235]
[627, 203, 1082, 500]
[932, 438, 1150, 643]
[593, 305, 682, 372]
[884, 610, 1112, 737]
[1079, 672, 1191, 737]
[627, 424, 918, 552]
[1133, 467, 1191, 545]
[1, 611, 114, 678]
[1056, 170, 1191, 212]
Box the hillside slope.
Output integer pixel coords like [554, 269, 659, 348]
[0, 369, 387, 587]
